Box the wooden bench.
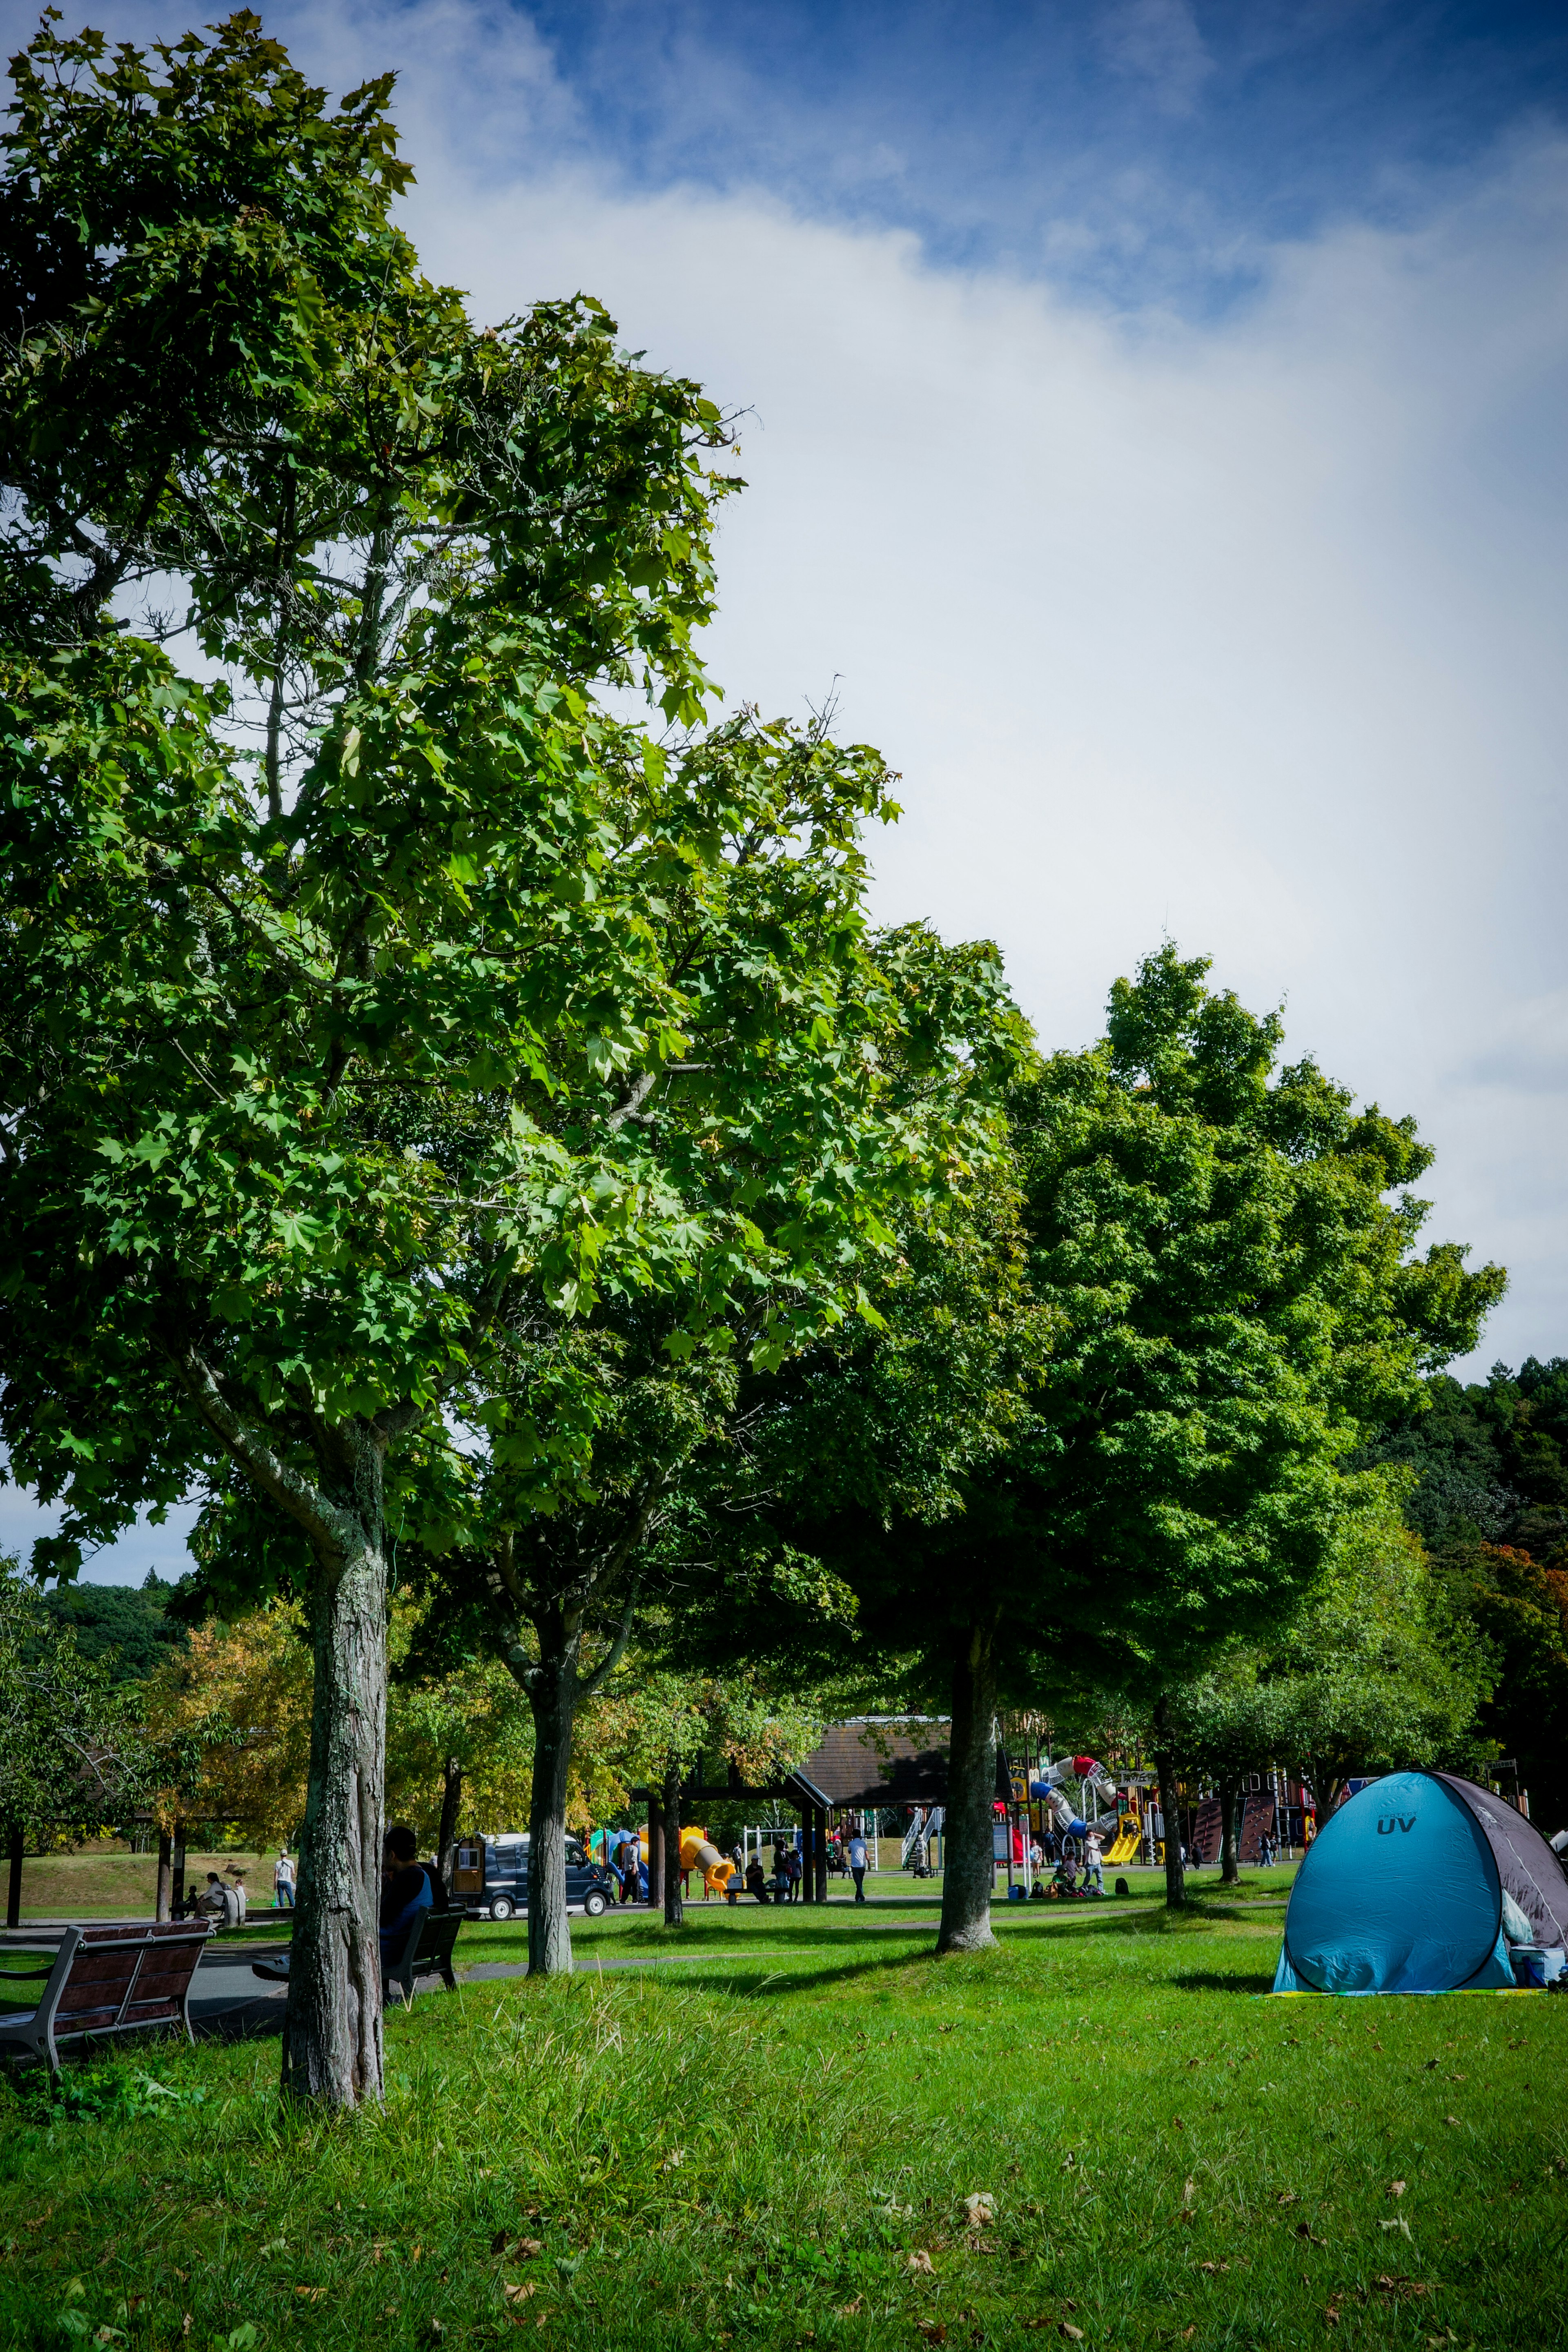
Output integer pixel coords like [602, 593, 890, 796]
[385, 1907, 463, 2008]
[0, 1922, 212, 2076]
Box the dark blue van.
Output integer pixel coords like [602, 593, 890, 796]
[451, 1833, 616, 1921]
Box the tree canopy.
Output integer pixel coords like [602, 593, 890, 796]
[741, 947, 1505, 1941]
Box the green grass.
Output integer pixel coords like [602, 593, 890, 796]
[2, 1873, 1565, 2350]
[6, 1844, 285, 1923]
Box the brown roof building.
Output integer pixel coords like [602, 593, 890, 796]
[795, 1719, 951, 1808]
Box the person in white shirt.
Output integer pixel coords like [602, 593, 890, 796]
[227, 1867, 248, 1924]
[273, 1849, 296, 1909]
[1083, 1829, 1104, 1891]
[847, 1832, 869, 1903]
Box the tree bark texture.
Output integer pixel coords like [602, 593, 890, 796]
[156, 1829, 172, 1923]
[436, 1759, 463, 1897]
[646, 1791, 665, 1913]
[525, 1625, 579, 1977]
[1153, 1697, 1186, 1912]
[663, 1762, 684, 1927]
[1218, 1773, 1241, 1886]
[937, 1618, 1000, 1955]
[172, 1824, 186, 1917]
[281, 1436, 389, 2107]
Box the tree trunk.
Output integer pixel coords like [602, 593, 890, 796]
[647, 1790, 665, 1913]
[6, 1822, 22, 1931]
[1218, 1773, 1241, 1886]
[172, 1822, 186, 1916]
[156, 1828, 172, 1922]
[937, 1617, 1000, 1956]
[524, 1615, 579, 1978]
[282, 1454, 389, 2107]
[1153, 1697, 1186, 1912]
[663, 1762, 684, 1928]
[436, 1758, 463, 1897]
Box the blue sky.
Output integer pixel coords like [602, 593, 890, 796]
[507, 0, 1568, 299]
[5, 0, 1568, 1582]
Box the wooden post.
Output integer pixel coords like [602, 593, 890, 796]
[647, 1791, 665, 1912]
[6, 1822, 22, 1930]
[172, 1822, 187, 1918]
[662, 1766, 683, 1928]
[156, 1829, 173, 1922]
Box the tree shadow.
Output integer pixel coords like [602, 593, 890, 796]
[1169, 1970, 1278, 1993]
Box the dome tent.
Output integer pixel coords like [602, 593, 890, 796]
[1273, 1771, 1568, 1996]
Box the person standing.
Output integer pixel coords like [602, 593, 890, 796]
[846, 1829, 869, 1904]
[1082, 1829, 1103, 1891]
[227, 1866, 249, 1923]
[273, 1849, 296, 1909]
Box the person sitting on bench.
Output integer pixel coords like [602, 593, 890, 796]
[380, 1825, 434, 1971]
[744, 1855, 770, 1904]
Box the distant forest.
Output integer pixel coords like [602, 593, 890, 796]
[1359, 1356, 1568, 1821]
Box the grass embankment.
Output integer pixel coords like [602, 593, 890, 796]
[8, 1847, 282, 1922]
[2, 1874, 1565, 2350]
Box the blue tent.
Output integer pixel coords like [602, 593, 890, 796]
[1274, 1770, 1568, 1996]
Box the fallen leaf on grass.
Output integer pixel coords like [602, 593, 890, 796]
[1276, 2192, 1298, 2206]
[916, 2327, 947, 2345]
[1060, 2326, 1084, 2343]
[1295, 2224, 1327, 2247]
[1196, 2260, 1229, 2274]
[659, 2149, 686, 2171]
[1323, 2302, 1341, 2329]
[835, 2297, 864, 2318]
[1388, 2181, 1406, 2199]
[962, 2194, 996, 2227]
[294, 2289, 327, 2302]
[1379, 2220, 1414, 2241]
[1444, 2116, 1461, 2128]
[1181, 2330, 1196, 2343]
[503, 2284, 537, 2303]
[905, 2250, 935, 2274]
[1180, 2180, 1196, 2211]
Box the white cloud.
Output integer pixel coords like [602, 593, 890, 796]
[6, 0, 1568, 1578]
[1095, 0, 1214, 116]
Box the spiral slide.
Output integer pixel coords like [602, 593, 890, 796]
[1028, 1754, 1119, 1840]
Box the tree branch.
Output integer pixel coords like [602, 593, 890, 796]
[162, 1338, 341, 1563]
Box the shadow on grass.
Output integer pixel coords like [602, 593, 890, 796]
[1169, 1970, 1278, 1993]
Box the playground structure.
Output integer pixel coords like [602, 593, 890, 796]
[679, 1827, 736, 1899]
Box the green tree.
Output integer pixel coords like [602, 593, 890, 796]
[744, 947, 1504, 1946]
[1160, 1488, 1492, 1878]
[0, 15, 767, 2107]
[0, 1556, 149, 1924]
[39, 1573, 185, 1685]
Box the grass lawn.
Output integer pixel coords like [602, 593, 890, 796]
[2, 1870, 1564, 2350]
[7, 1846, 287, 1922]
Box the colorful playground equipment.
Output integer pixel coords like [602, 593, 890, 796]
[1029, 1753, 1119, 1841]
[677, 1827, 736, 1898]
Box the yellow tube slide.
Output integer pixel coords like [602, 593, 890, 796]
[677, 1829, 735, 1897]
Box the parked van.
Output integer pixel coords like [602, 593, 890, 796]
[451, 1833, 615, 1921]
